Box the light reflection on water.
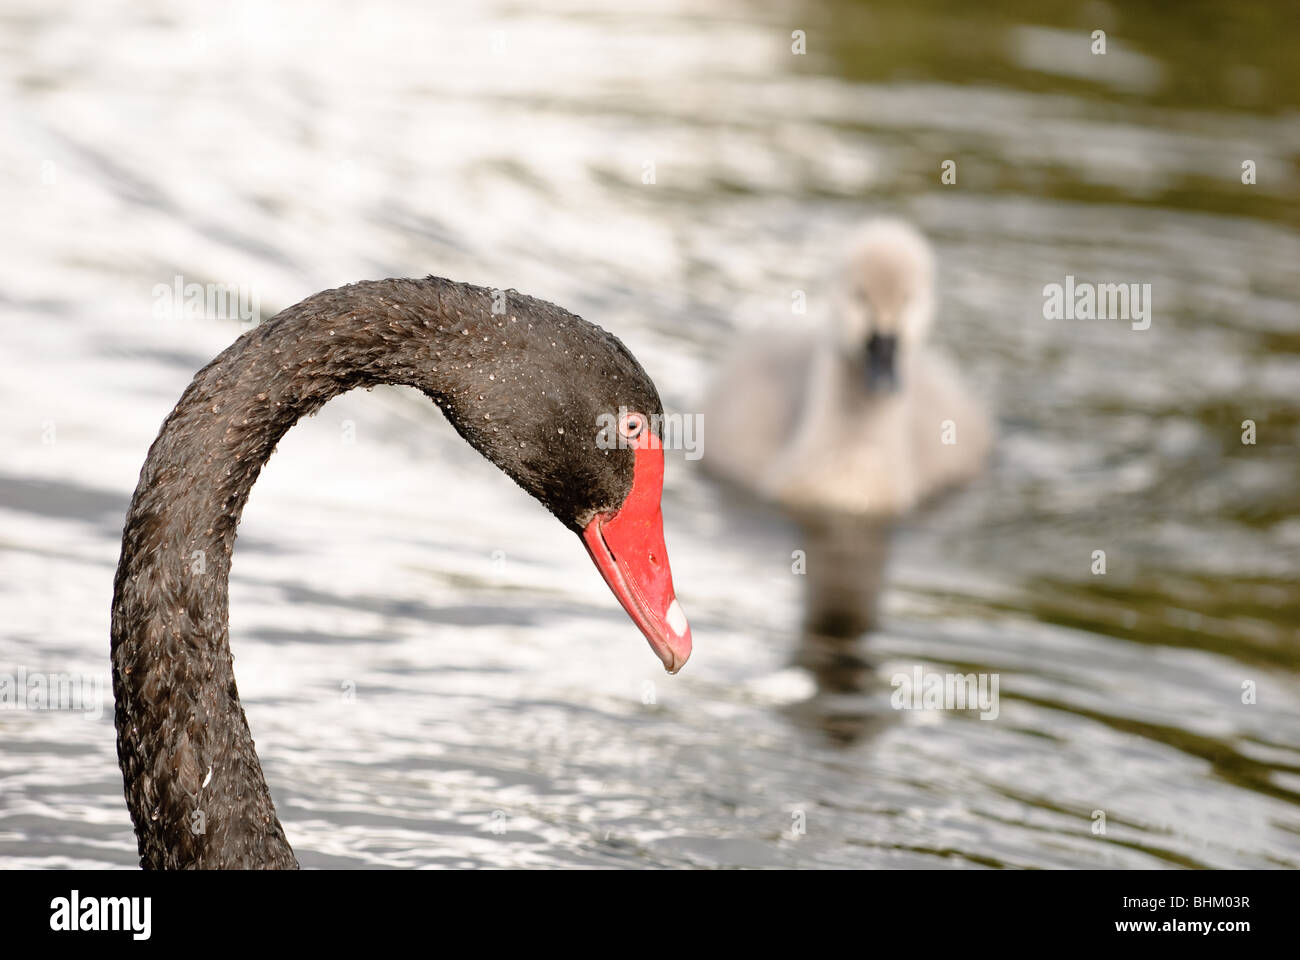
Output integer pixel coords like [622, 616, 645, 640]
[1, 0, 1298, 868]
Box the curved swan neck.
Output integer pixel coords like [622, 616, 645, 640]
[110, 277, 511, 869]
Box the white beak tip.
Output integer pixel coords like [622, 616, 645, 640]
[665, 598, 688, 637]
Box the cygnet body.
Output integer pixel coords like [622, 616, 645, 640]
[703, 219, 991, 517]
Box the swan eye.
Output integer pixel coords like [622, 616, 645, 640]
[618, 412, 646, 441]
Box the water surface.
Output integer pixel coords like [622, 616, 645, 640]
[1, 0, 1298, 868]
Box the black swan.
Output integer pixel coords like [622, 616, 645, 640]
[703, 218, 991, 517]
[110, 276, 692, 869]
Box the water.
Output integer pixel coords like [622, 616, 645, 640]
[2, 0, 1298, 868]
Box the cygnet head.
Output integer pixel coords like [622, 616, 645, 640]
[834, 218, 935, 392]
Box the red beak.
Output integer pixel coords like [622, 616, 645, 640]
[580, 432, 692, 673]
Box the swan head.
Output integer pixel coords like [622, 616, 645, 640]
[444, 290, 691, 673]
[834, 218, 935, 392]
